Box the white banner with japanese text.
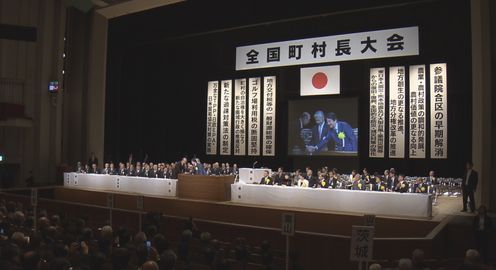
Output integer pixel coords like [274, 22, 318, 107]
[430, 63, 448, 159]
[206, 81, 218, 155]
[234, 79, 247, 156]
[220, 80, 232, 155]
[388, 66, 406, 158]
[409, 65, 426, 158]
[263, 76, 276, 156]
[350, 226, 374, 262]
[248, 78, 261, 156]
[236, 26, 419, 70]
[369, 68, 386, 158]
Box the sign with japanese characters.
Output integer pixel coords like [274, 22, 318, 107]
[281, 213, 295, 236]
[430, 63, 447, 159]
[350, 226, 374, 262]
[263, 76, 276, 156]
[236, 26, 419, 70]
[388, 66, 406, 158]
[206, 81, 219, 155]
[248, 77, 261, 156]
[369, 68, 386, 158]
[220, 80, 232, 155]
[234, 79, 247, 155]
[409, 65, 426, 158]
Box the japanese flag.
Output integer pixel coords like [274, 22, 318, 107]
[300, 65, 340, 96]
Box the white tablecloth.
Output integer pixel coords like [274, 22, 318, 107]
[231, 184, 432, 218]
[64, 173, 177, 197]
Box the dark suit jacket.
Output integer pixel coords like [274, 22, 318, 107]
[315, 121, 357, 151]
[387, 176, 397, 190]
[311, 123, 330, 147]
[305, 175, 317, 188]
[330, 177, 339, 189]
[463, 170, 478, 191]
[259, 176, 274, 185]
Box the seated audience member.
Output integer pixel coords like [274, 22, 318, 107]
[89, 163, 100, 174]
[134, 163, 143, 177]
[211, 162, 221, 176]
[109, 162, 117, 175]
[297, 174, 309, 188]
[387, 168, 397, 191]
[352, 173, 365, 190]
[395, 174, 409, 193]
[157, 164, 165, 178]
[305, 169, 317, 188]
[221, 163, 227, 175]
[330, 171, 339, 189]
[282, 174, 292, 186]
[76, 162, 85, 173]
[84, 164, 90, 173]
[460, 249, 483, 270]
[373, 172, 386, 192]
[118, 162, 127, 176]
[151, 164, 160, 178]
[232, 164, 239, 175]
[225, 163, 233, 175]
[382, 169, 390, 182]
[317, 173, 329, 188]
[415, 178, 429, 193]
[259, 170, 274, 185]
[143, 164, 152, 178]
[127, 164, 135, 176]
[274, 167, 286, 185]
[102, 163, 111, 174]
[362, 168, 371, 184]
[350, 169, 359, 182]
[369, 263, 382, 270]
[411, 249, 429, 270]
[397, 258, 413, 270]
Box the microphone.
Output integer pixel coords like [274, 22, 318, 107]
[252, 161, 258, 169]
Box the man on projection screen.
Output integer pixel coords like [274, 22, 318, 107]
[306, 112, 357, 153]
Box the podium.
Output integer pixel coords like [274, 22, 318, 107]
[239, 168, 272, 184]
[177, 174, 234, 201]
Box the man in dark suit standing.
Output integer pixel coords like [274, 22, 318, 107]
[306, 112, 357, 153]
[310, 111, 330, 148]
[461, 161, 478, 212]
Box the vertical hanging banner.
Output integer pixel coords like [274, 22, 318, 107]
[369, 68, 386, 158]
[206, 81, 218, 155]
[220, 80, 232, 155]
[248, 77, 261, 156]
[263, 76, 276, 156]
[234, 79, 247, 156]
[388, 66, 406, 158]
[409, 65, 426, 158]
[430, 63, 447, 159]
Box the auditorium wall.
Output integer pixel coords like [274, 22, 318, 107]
[0, 0, 66, 186]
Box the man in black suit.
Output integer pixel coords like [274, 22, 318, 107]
[259, 170, 273, 185]
[305, 169, 317, 188]
[310, 111, 330, 149]
[461, 161, 478, 212]
[290, 112, 311, 151]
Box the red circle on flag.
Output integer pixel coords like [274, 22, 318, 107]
[312, 72, 328, 89]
